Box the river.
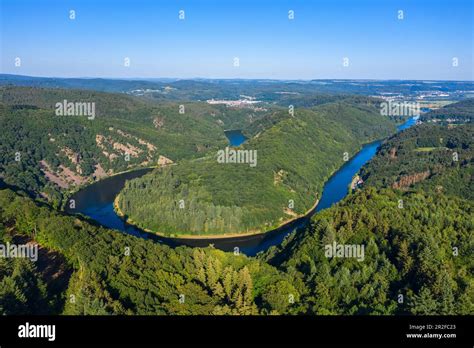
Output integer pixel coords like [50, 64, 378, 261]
[66, 117, 417, 256]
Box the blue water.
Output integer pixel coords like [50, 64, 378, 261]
[66, 168, 159, 241]
[397, 116, 418, 132]
[69, 118, 417, 256]
[224, 130, 247, 146]
[81, 204, 150, 238]
[315, 141, 380, 212]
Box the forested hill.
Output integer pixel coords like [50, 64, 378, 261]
[1, 86, 268, 130]
[0, 74, 172, 94]
[1, 86, 151, 119]
[0, 86, 276, 206]
[264, 187, 473, 314]
[1, 108, 472, 315]
[420, 98, 474, 123]
[243, 96, 385, 138]
[359, 124, 473, 200]
[117, 100, 396, 236]
[0, 188, 302, 315]
[263, 124, 473, 315]
[2, 176, 471, 315]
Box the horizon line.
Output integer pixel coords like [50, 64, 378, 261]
[1, 73, 473, 83]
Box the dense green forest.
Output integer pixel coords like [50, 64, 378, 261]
[0, 225, 51, 315]
[0, 189, 301, 315]
[359, 124, 473, 200]
[0, 86, 277, 207]
[0, 80, 472, 316]
[1, 162, 472, 315]
[117, 100, 396, 236]
[264, 187, 473, 314]
[262, 124, 473, 315]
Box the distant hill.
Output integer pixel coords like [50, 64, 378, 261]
[0, 74, 164, 93]
[421, 99, 474, 123]
[2, 74, 473, 102]
[1, 85, 152, 120]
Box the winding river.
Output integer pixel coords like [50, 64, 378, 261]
[66, 117, 416, 256]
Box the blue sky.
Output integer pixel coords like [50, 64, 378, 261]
[1, 0, 472, 80]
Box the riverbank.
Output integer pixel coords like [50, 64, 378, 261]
[61, 165, 159, 210]
[111, 137, 374, 240]
[350, 174, 363, 191]
[113, 192, 320, 240]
